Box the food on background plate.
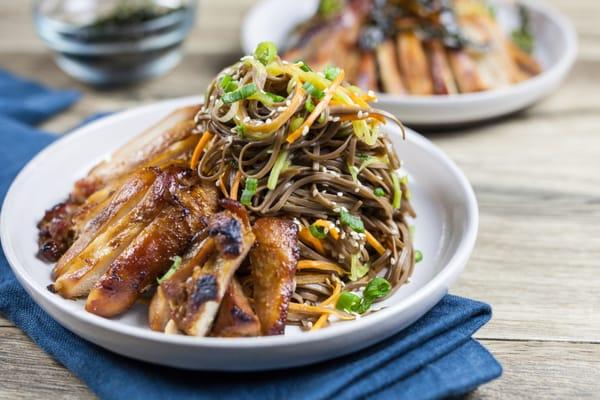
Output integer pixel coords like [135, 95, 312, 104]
[284, 0, 541, 95]
[37, 42, 419, 337]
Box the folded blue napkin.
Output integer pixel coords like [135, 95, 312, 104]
[0, 69, 501, 400]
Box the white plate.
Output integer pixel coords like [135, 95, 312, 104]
[241, 0, 577, 126]
[0, 97, 478, 370]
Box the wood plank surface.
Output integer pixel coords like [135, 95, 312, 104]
[0, 0, 599, 399]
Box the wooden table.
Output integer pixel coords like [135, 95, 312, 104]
[1, 1, 598, 398]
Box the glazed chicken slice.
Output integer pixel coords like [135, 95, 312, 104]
[148, 235, 216, 332]
[425, 39, 458, 95]
[376, 40, 406, 95]
[153, 200, 255, 336]
[397, 32, 434, 95]
[37, 106, 201, 263]
[86, 178, 219, 318]
[210, 277, 260, 337]
[447, 49, 489, 93]
[72, 105, 201, 202]
[51, 165, 195, 298]
[250, 217, 299, 336]
[355, 52, 378, 91]
[52, 168, 158, 279]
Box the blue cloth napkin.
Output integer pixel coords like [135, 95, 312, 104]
[0, 69, 501, 400]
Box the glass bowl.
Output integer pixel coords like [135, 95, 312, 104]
[34, 0, 198, 86]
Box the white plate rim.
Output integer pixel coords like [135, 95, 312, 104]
[0, 96, 478, 350]
[241, 0, 578, 106]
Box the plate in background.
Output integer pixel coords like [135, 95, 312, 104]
[1, 97, 478, 370]
[241, 0, 577, 127]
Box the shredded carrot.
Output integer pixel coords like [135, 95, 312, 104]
[321, 280, 342, 306]
[346, 88, 370, 109]
[229, 171, 242, 200]
[297, 260, 346, 275]
[295, 274, 331, 285]
[299, 227, 325, 254]
[311, 314, 329, 331]
[190, 130, 214, 170]
[312, 219, 340, 240]
[365, 230, 386, 255]
[288, 303, 354, 320]
[287, 70, 345, 143]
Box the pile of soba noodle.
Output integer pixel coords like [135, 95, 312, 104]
[192, 42, 417, 328]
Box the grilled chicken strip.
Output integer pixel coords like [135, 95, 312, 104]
[355, 52, 378, 91]
[250, 218, 299, 336]
[52, 168, 158, 279]
[72, 105, 200, 202]
[51, 165, 192, 298]
[85, 175, 218, 318]
[149, 236, 216, 332]
[161, 200, 255, 336]
[447, 49, 488, 93]
[426, 39, 458, 95]
[376, 40, 406, 95]
[397, 32, 434, 95]
[210, 278, 260, 337]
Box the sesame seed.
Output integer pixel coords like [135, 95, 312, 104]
[285, 100, 291, 106]
[277, 106, 287, 112]
[368, 90, 375, 97]
[333, 116, 340, 122]
[302, 126, 309, 135]
[266, 118, 273, 124]
[354, 187, 360, 193]
[337, 192, 343, 197]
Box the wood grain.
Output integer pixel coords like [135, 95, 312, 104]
[1, 0, 599, 398]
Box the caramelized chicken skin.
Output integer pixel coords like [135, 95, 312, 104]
[210, 277, 260, 337]
[250, 217, 299, 336]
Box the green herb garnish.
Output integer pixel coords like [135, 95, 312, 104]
[254, 41, 278, 66]
[392, 173, 402, 210]
[219, 75, 238, 93]
[303, 82, 325, 100]
[157, 256, 182, 284]
[336, 277, 392, 313]
[339, 209, 365, 233]
[240, 177, 258, 206]
[415, 250, 423, 263]
[318, 0, 343, 19]
[349, 254, 369, 281]
[267, 150, 289, 190]
[511, 5, 534, 53]
[298, 61, 312, 72]
[324, 65, 341, 81]
[309, 223, 327, 239]
[305, 96, 315, 112]
[374, 187, 386, 197]
[222, 83, 258, 104]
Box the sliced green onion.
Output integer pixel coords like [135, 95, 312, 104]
[254, 41, 278, 65]
[267, 150, 289, 190]
[222, 83, 258, 104]
[303, 82, 325, 99]
[235, 124, 246, 137]
[349, 254, 369, 281]
[219, 74, 238, 93]
[391, 173, 402, 210]
[349, 165, 360, 183]
[324, 65, 341, 81]
[340, 209, 365, 233]
[415, 250, 423, 263]
[157, 256, 182, 284]
[318, 112, 327, 124]
[336, 291, 361, 313]
[305, 96, 315, 112]
[297, 61, 312, 72]
[363, 277, 391, 302]
[250, 90, 286, 106]
[240, 177, 258, 206]
[318, 0, 343, 18]
[374, 187, 386, 197]
[309, 223, 327, 239]
[289, 116, 304, 132]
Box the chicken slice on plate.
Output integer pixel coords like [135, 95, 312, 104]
[153, 200, 255, 336]
[51, 165, 202, 299]
[250, 217, 299, 336]
[86, 175, 219, 318]
[72, 105, 200, 202]
[425, 39, 459, 95]
[210, 277, 260, 338]
[397, 32, 434, 95]
[376, 40, 406, 95]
